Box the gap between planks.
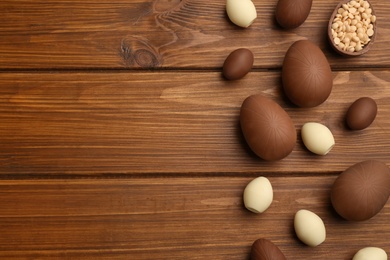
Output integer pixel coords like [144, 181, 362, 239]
[0, 66, 388, 73]
[0, 171, 341, 181]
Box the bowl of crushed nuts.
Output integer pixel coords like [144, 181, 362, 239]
[328, 0, 377, 56]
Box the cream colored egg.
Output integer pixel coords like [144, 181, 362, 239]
[243, 177, 273, 213]
[226, 0, 257, 28]
[294, 209, 326, 247]
[353, 247, 387, 260]
[301, 122, 335, 155]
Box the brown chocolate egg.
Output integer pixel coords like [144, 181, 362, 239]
[346, 97, 377, 130]
[331, 160, 390, 221]
[282, 40, 333, 107]
[240, 94, 296, 161]
[251, 238, 286, 260]
[223, 48, 254, 80]
[275, 0, 312, 29]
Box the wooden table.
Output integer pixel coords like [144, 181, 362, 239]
[1, 0, 389, 259]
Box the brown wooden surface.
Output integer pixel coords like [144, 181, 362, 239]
[0, 0, 389, 259]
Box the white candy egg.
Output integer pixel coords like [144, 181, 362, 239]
[226, 0, 257, 28]
[353, 247, 387, 260]
[301, 122, 335, 155]
[294, 209, 326, 247]
[243, 177, 273, 214]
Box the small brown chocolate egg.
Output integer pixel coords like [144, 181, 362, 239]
[331, 160, 390, 221]
[223, 48, 254, 80]
[240, 94, 296, 161]
[346, 97, 377, 130]
[282, 40, 333, 107]
[251, 238, 286, 260]
[275, 0, 312, 29]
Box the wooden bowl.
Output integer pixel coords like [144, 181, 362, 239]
[328, 0, 377, 56]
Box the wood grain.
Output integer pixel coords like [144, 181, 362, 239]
[1, 0, 389, 259]
[0, 0, 389, 69]
[0, 177, 388, 259]
[1, 71, 389, 176]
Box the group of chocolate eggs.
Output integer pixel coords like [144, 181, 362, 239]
[223, 0, 390, 259]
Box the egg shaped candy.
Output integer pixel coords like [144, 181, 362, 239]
[353, 247, 388, 260]
[282, 40, 333, 107]
[251, 238, 286, 260]
[275, 0, 312, 29]
[243, 177, 273, 214]
[294, 209, 326, 247]
[331, 160, 390, 221]
[240, 94, 296, 161]
[301, 122, 335, 155]
[223, 48, 254, 80]
[226, 0, 257, 28]
[346, 97, 377, 130]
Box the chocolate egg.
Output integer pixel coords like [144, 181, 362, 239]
[331, 160, 390, 221]
[223, 48, 254, 80]
[346, 97, 377, 130]
[282, 40, 333, 107]
[240, 94, 296, 161]
[275, 0, 312, 29]
[251, 238, 286, 260]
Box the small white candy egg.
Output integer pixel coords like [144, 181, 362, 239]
[243, 177, 273, 214]
[226, 0, 257, 28]
[353, 247, 387, 260]
[294, 209, 326, 247]
[301, 122, 335, 155]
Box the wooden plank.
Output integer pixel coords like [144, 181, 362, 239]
[0, 0, 389, 69]
[0, 177, 388, 259]
[0, 71, 389, 175]
[1, 1, 389, 259]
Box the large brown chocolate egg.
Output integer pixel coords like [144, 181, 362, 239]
[240, 94, 296, 161]
[346, 97, 377, 130]
[282, 40, 333, 107]
[275, 0, 312, 29]
[251, 238, 286, 260]
[331, 160, 390, 221]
